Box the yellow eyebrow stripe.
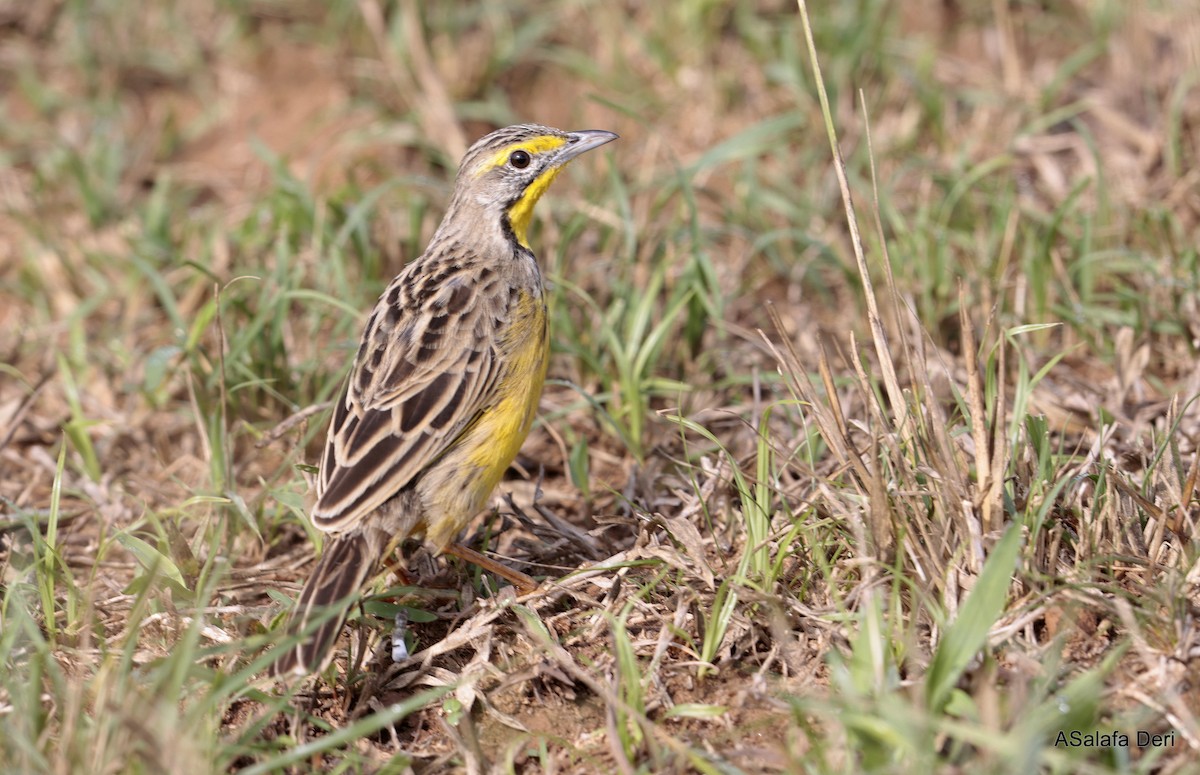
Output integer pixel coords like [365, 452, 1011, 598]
[475, 135, 567, 177]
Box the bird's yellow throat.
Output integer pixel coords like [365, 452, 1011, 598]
[507, 166, 565, 249]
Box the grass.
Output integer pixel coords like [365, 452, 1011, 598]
[2, 0, 1199, 772]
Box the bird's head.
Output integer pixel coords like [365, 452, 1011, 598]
[451, 123, 618, 249]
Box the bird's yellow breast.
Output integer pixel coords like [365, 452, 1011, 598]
[468, 291, 549, 485]
[421, 289, 548, 550]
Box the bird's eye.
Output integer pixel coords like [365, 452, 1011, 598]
[509, 150, 532, 169]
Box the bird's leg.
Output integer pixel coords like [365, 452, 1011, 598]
[380, 549, 413, 588]
[445, 542, 540, 596]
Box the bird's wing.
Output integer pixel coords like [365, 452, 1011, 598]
[311, 266, 503, 531]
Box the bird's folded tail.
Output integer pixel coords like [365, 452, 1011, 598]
[271, 531, 383, 677]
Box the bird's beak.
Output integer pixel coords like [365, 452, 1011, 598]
[557, 129, 619, 164]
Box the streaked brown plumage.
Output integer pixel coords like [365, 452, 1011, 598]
[272, 124, 617, 676]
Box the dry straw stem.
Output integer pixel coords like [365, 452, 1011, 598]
[359, 0, 467, 162]
[958, 280, 1009, 542]
[796, 0, 908, 443]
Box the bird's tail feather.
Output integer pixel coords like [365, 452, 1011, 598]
[272, 532, 383, 677]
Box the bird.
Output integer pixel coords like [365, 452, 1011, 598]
[272, 123, 618, 676]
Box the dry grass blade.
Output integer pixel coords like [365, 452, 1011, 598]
[796, 0, 908, 441]
[761, 304, 868, 490]
[0, 370, 53, 457]
[960, 282, 993, 534]
[255, 401, 331, 450]
[359, 0, 467, 161]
